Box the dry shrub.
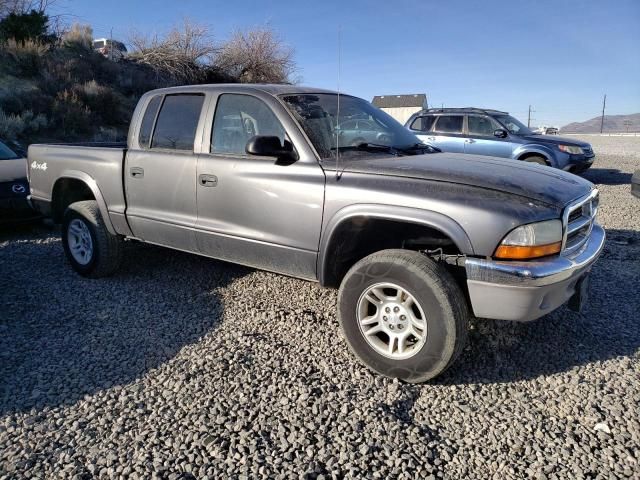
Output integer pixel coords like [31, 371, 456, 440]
[75, 80, 127, 125]
[129, 19, 216, 84]
[215, 28, 295, 83]
[52, 89, 91, 135]
[61, 23, 92, 50]
[1, 38, 48, 75]
[0, 107, 47, 139]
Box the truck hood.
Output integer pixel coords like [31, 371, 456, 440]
[330, 152, 593, 207]
[519, 134, 591, 148]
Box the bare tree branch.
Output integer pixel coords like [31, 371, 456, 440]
[128, 19, 216, 84]
[0, 0, 57, 16]
[215, 27, 295, 84]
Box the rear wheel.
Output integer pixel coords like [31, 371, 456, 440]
[62, 200, 123, 278]
[338, 249, 469, 383]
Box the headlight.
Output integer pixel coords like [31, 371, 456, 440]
[494, 219, 562, 259]
[558, 145, 583, 154]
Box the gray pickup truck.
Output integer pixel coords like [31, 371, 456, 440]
[27, 84, 605, 382]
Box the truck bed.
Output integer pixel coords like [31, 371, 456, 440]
[27, 143, 128, 227]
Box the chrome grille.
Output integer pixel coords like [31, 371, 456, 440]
[562, 190, 599, 255]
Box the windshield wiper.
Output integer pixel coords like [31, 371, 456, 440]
[395, 143, 441, 154]
[332, 143, 402, 156]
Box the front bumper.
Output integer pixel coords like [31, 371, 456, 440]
[563, 154, 595, 173]
[0, 196, 41, 223]
[632, 170, 640, 199]
[464, 224, 606, 321]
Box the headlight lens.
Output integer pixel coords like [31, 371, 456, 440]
[558, 144, 583, 154]
[494, 219, 562, 259]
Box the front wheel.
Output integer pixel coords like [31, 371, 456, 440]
[62, 200, 123, 278]
[338, 249, 469, 383]
[523, 156, 549, 166]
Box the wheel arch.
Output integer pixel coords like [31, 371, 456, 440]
[318, 204, 474, 288]
[51, 171, 116, 234]
[513, 145, 555, 166]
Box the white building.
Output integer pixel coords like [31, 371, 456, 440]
[372, 94, 428, 124]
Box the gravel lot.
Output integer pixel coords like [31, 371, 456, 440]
[1, 135, 639, 479]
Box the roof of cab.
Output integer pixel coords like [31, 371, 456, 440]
[143, 83, 340, 97]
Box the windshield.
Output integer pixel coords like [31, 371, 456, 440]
[281, 93, 422, 159]
[0, 141, 19, 160]
[494, 114, 533, 135]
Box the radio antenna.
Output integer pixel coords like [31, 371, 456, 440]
[335, 25, 341, 179]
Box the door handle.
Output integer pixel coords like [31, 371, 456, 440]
[130, 167, 144, 178]
[466, 139, 476, 144]
[199, 174, 218, 187]
[427, 136, 436, 141]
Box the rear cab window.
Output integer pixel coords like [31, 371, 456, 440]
[409, 116, 436, 132]
[433, 115, 463, 134]
[150, 94, 205, 151]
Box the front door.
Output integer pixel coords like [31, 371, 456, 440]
[125, 93, 205, 251]
[194, 93, 326, 280]
[464, 115, 514, 158]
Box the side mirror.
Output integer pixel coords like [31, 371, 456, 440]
[494, 129, 508, 138]
[246, 135, 298, 162]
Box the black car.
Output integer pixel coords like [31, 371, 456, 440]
[0, 140, 39, 223]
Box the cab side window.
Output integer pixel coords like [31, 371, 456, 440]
[151, 94, 205, 151]
[410, 116, 435, 132]
[138, 95, 162, 148]
[468, 116, 499, 136]
[433, 115, 463, 134]
[211, 94, 285, 155]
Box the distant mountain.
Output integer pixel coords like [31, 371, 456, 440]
[561, 113, 640, 133]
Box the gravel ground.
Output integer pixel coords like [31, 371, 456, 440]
[1, 135, 639, 479]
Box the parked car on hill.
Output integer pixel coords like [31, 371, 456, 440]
[26, 85, 604, 382]
[406, 108, 595, 173]
[92, 38, 127, 60]
[0, 140, 39, 223]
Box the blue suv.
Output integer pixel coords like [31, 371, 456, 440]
[405, 108, 595, 173]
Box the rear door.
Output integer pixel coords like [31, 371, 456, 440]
[194, 92, 325, 280]
[464, 115, 514, 158]
[125, 93, 205, 251]
[429, 115, 465, 153]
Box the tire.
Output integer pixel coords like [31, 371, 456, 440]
[62, 200, 123, 278]
[338, 249, 469, 383]
[523, 156, 548, 166]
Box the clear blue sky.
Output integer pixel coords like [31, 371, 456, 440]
[52, 0, 640, 127]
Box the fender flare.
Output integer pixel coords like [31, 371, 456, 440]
[512, 144, 557, 166]
[317, 204, 474, 286]
[54, 170, 117, 235]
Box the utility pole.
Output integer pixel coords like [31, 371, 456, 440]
[527, 105, 535, 128]
[109, 28, 113, 62]
[600, 94, 607, 133]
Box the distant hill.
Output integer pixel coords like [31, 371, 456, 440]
[561, 113, 640, 133]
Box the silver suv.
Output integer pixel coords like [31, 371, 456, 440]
[406, 108, 595, 173]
